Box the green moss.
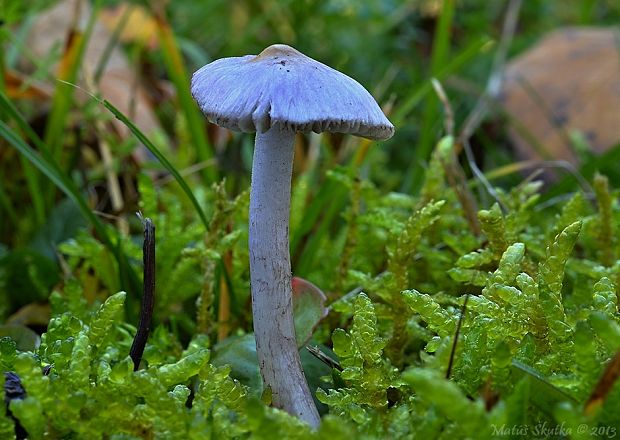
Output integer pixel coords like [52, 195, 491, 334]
[2, 141, 620, 438]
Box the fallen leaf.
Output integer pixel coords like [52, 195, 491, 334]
[6, 303, 51, 328]
[211, 333, 333, 414]
[0, 325, 41, 351]
[292, 276, 329, 348]
[4, 70, 52, 100]
[24, 0, 163, 161]
[502, 27, 620, 166]
[211, 334, 262, 396]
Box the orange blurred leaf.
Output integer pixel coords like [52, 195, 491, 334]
[4, 70, 52, 100]
[100, 4, 159, 49]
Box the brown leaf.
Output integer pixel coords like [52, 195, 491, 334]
[24, 0, 163, 162]
[6, 302, 51, 327]
[4, 70, 52, 100]
[502, 28, 620, 166]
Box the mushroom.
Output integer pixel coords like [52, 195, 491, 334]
[191, 44, 394, 427]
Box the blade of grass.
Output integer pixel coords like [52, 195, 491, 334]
[0, 31, 45, 226]
[6, 83, 207, 311]
[0, 179, 19, 227]
[430, 0, 456, 82]
[511, 360, 578, 412]
[0, 116, 141, 308]
[293, 184, 348, 276]
[1, 119, 110, 246]
[397, 36, 497, 193]
[0, 90, 50, 152]
[579, 0, 597, 24]
[5, 14, 37, 69]
[155, 14, 216, 183]
[0, 38, 5, 92]
[43, 29, 85, 160]
[292, 145, 372, 275]
[291, 136, 382, 273]
[392, 36, 492, 126]
[19, 156, 46, 225]
[217, 250, 234, 341]
[93, 4, 132, 83]
[41, 3, 98, 218]
[290, 173, 339, 259]
[101, 98, 211, 231]
[401, 0, 456, 193]
[43, 7, 96, 164]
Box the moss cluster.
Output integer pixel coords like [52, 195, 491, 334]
[2, 139, 619, 439]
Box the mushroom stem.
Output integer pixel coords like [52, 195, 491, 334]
[249, 127, 320, 427]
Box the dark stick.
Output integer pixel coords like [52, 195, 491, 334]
[305, 345, 342, 371]
[446, 294, 469, 379]
[130, 216, 156, 371]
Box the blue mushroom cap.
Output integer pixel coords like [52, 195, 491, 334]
[191, 44, 394, 141]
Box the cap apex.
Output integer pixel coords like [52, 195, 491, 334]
[253, 44, 304, 61]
